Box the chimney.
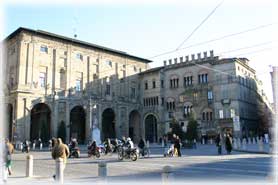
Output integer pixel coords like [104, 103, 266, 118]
[210, 50, 214, 58]
[164, 60, 167, 66]
[180, 57, 183, 63]
[169, 59, 172, 65]
[197, 53, 201, 60]
[203, 51, 207, 59]
[174, 58, 178, 64]
[191, 54, 195, 61]
[185, 55, 189, 62]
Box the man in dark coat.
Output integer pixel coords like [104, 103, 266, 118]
[225, 133, 233, 154]
[215, 134, 222, 154]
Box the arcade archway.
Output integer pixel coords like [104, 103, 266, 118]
[129, 110, 141, 143]
[102, 108, 116, 140]
[145, 114, 158, 143]
[30, 103, 51, 143]
[70, 106, 86, 144]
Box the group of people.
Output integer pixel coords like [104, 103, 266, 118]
[215, 133, 233, 155]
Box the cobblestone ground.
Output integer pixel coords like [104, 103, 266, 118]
[6, 144, 275, 184]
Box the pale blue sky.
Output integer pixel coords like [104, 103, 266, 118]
[2, 0, 277, 102]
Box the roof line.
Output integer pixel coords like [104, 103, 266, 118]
[4, 27, 152, 63]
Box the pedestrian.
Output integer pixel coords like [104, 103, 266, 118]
[225, 133, 233, 154]
[51, 138, 69, 179]
[215, 134, 222, 154]
[193, 138, 197, 149]
[175, 136, 181, 157]
[4, 138, 14, 176]
[138, 138, 146, 157]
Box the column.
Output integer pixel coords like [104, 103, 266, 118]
[65, 101, 70, 143]
[85, 100, 92, 143]
[51, 98, 58, 138]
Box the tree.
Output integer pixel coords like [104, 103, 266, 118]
[185, 115, 198, 141]
[168, 118, 186, 141]
[58, 121, 67, 143]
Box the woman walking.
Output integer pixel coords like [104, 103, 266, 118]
[5, 138, 14, 176]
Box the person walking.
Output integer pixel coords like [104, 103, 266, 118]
[215, 134, 222, 154]
[225, 133, 233, 154]
[138, 138, 146, 157]
[51, 138, 69, 179]
[4, 138, 14, 176]
[175, 136, 182, 157]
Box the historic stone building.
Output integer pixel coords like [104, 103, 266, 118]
[140, 52, 273, 141]
[3, 27, 151, 144]
[3, 27, 272, 144]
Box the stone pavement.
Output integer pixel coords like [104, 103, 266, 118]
[3, 144, 274, 184]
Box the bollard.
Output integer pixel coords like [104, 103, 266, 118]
[98, 161, 107, 181]
[55, 158, 64, 184]
[40, 143, 43, 150]
[161, 166, 173, 185]
[146, 140, 150, 157]
[242, 138, 247, 150]
[237, 138, 241, 149]
[258, 139, 263, 152]
[32, 143, 35, 150]
[3, 163, 7, 182]
[233, 138, 238, 149]
[202, 138, 205, 145]
[26, 155, 33, 177]
[252, 137, 256, 144]
[210, 139, 213, 145]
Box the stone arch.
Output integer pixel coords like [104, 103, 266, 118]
[144, 113, 158, 143]
[70, 106, 86, 144]
[101, 108, 116, 140]
[129, 110, 141, 143]
[30, 103, 51, 143]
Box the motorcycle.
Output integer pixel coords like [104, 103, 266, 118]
[69, 147, 80, 158]
[118, 145, 138, 161]
[87, 145, 101, 158]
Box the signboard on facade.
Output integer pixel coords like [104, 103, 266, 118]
[233, 116, 240, 131]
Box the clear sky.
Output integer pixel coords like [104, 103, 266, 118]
[2, 0, 277, 102]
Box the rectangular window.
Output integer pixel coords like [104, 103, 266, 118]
[219, 110, 224, 119]
[153, 81, 156, 88]
[145, 82, 148, 90]
[39, 72, 46, 87]
[76, 53, 83, 61]
[161, 80, 164, 88]
[131, 87, 136, 99]
[230, 108, 235, 118]
[106, 60, 112, 67]
[161, 97, 164, 105]
[105, 84, 111, 95]
[210, 112, 213, 120]
[134, 66, 137, 72]
[208, 90, 213, 100]
[40, 45, 48, 53]
[60, 71, 66, 89]
[76, 80, 81, 91]
[168, 112, 174, 119]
